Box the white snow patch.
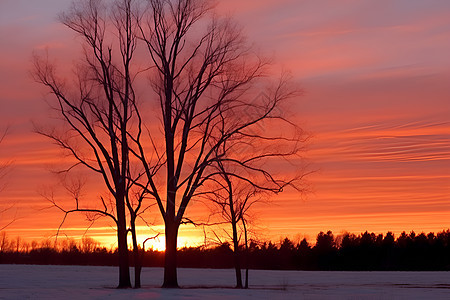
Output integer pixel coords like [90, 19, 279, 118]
[0, 265, 449, 299]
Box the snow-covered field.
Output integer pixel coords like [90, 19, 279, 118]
[1, 265, 449, 299]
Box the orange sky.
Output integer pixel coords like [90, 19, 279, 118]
[0, 0, 449, 250]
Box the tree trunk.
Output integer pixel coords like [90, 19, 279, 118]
[231, 219, 243, 289]
[243, 219, 249, 289]
[116, 228, 131, 288]
[162, 220, 179, 288]
[245, 267, 248, 289]
[227, 181, 243, 289]
[131, 221, 141, 288]
[116, 193, 132, 289]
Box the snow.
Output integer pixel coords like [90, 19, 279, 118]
[1, 265, 449, 299]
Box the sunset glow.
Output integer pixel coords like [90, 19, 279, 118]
[0, 0, 449, 249]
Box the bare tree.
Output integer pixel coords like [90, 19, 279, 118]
[133, 0, 306, 288]
[0, 127, 14, 231]
[34, 0, 306, 289]
[207, 138, 306, 289]
[0, 231, 9, 253]
[0, 127, 9, 192]
[207, 161, 259, 288]
[32, 0, 148, 289]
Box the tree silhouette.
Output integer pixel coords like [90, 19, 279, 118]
[314, 231, 336, 270]
[4, 229, 450, 272]
[33, 0, 305, 289]
[132, 0, 305, 288]
[0, 127, 14, 231]
[206, 161, 259, 288]
[206, 156, 302, 288]
[32, 0, 152, 288]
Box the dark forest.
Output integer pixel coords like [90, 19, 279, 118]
[2, 230, 450, 271]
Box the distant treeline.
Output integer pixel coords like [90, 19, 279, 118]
[2, 230, 450, 271]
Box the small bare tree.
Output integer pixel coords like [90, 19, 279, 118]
[0, 127, 9, 192]
[207, 132, 305, 289]
[207, 163, 258, 288]
[0, 127, 14, 231]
